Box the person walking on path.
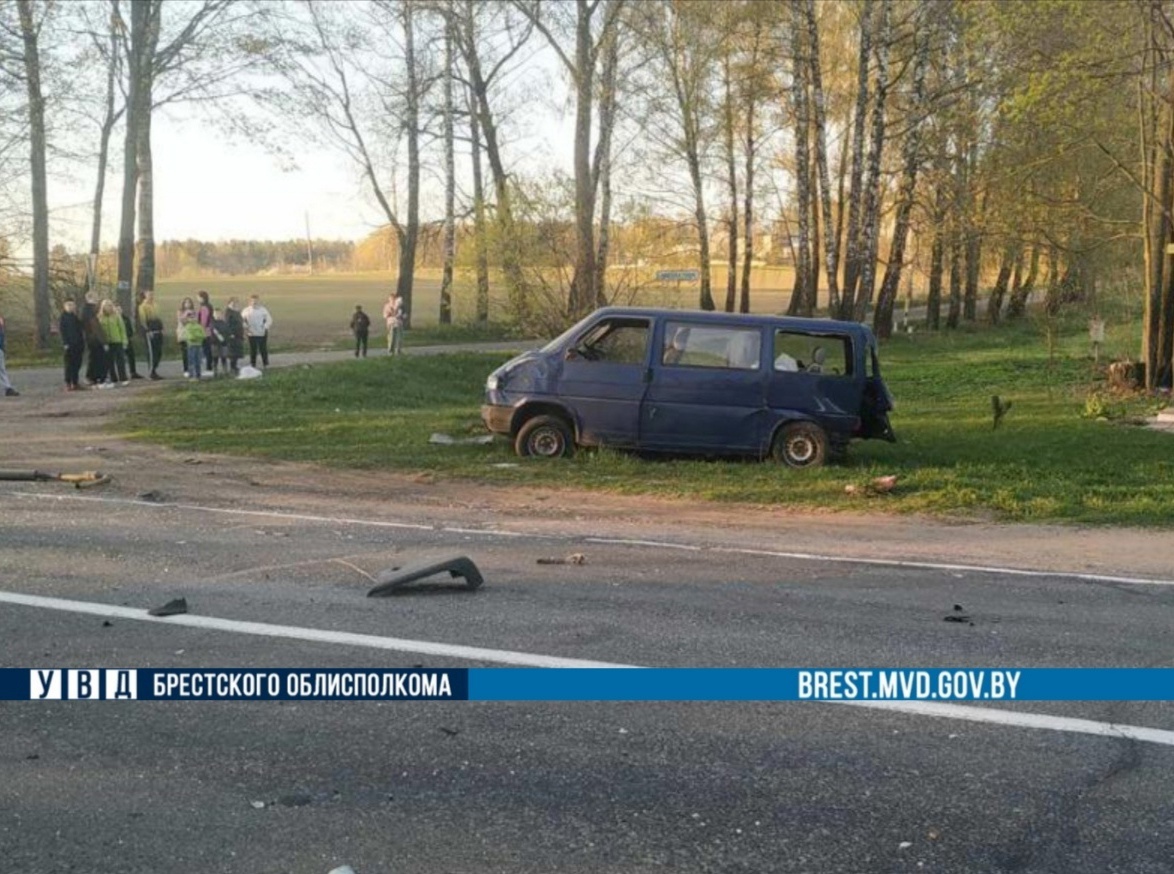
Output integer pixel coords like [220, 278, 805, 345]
[382, 292, 404, 355]
[81, 291, 106, 386]
[99, 299, 130, 386]
[350, 304, 371, 358]
[0, 310, 19, 397]
[224, 297, 244, 374]
[59, 300, 85, 391]
[137, 290, 165, 380]
[241, 294, 272, 368]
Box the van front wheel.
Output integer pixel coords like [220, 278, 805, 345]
[772, 422, 827, 469]
[515, 415, 574, 459]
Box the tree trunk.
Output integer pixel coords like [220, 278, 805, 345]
[89, 0, 122, 295]
[16, 0, 50, 348]
[593, 31, 619, 306]
[853, 0, 891, 323]
[804, 0, 841, 317]
[567, 0, 597, 317]
[395, 0, 420, 328]
[739, 99, 755, 314]
[439, 6, 455, 325]
[116, 0, 149, 316]
[962, 230, 981, 322]
[466, 85, 489, 322]
[873, 2, 929, 340]
[946, 228, 962, 329]
[787, 13, 812, 317]
[926, 221, 943, 330]
[463, 1, 528, 322]
[809, 160, 820, 315]
[688, 151, 714, 311]
[723, 47, 738, 313]
[986, 244, 1015, 324]
[839, 1, 873, 319]
[134, 103, 155, 299]
[1006, 244, 1037, 318]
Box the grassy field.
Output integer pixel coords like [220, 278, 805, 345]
[117, 311, 1174, 525]
[1, 268, 812, 362]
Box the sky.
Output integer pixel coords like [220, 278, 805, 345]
[42, 33, 574, 252]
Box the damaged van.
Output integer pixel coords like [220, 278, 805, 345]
[481, 307, 895, 467]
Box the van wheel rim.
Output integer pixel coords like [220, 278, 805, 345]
[531, 429, 563, 457]
[787, 436, 815, 464]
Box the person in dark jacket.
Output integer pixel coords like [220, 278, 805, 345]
[80, 292, 106, 386]
[350, 304, 371, 358]
[224, 298, 244, 374]
[137, 290, 165, 379]
[59, 299, 85, 391]
[120, 305, 142, 379]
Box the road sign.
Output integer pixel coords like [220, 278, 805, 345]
[656, 270, 700, 283]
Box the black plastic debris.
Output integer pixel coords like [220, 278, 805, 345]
[148, 598, 188, 617]
[943, 614, 971, 623]
[367, 554, 484, 596]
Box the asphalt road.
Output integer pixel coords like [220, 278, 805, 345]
[2, 483, 1174, 874]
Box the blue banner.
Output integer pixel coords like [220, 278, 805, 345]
[4, 668, 1174, 702]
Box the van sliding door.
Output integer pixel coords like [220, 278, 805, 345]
[641, 321, 767, 452]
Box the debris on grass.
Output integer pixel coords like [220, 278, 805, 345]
[844, 475, 899, 497]
[429, 432, 494, 446]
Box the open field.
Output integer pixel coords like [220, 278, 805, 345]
[2, 268, 812, 361]
[118, 312, 1173, 525]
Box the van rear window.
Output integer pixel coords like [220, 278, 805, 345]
[773, 331, 851, 376]
[662, 322, 762, 371]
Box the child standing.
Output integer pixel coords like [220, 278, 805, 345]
[181, 311, 206, 379]
[99, 299, 129, 386]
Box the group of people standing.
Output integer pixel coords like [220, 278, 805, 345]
[350, 292, 405, 358]
[58, 293, 143, 390]
[56, 290, 273, 390]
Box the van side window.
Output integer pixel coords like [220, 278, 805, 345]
[773, 331, 852, 376]
[575, 318, 650, 365]
[661, 322, 761, 370]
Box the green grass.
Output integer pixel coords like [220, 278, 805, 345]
[117, 314, 1174, 525]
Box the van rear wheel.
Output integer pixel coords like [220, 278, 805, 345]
[773, 421, 828, 469]
[515, 415, 574, 459]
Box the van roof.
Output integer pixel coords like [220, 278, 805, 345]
[591, 306, 876, 338]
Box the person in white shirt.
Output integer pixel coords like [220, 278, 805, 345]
[382, 292, 404, 355]
[241, 294, 273, 368]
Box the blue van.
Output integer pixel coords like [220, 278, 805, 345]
[482, 307, 895, 467]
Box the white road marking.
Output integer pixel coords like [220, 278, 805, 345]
[10, 490, 1174, 587]
[846, 701, 1174, 747]
[2, 588, 1173, 748]
[708, 546, 1174, 588]
[586, 537, 703, 551]
[0, 590, 630, 669]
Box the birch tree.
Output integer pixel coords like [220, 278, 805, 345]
[515, 0, 626, 316]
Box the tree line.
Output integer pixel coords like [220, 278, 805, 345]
[1, 0, 1171, 386]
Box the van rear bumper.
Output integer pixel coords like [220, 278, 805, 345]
[481, 404, 513, 435]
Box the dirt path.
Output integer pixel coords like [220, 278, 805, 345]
[2, 350, 1171, 581]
